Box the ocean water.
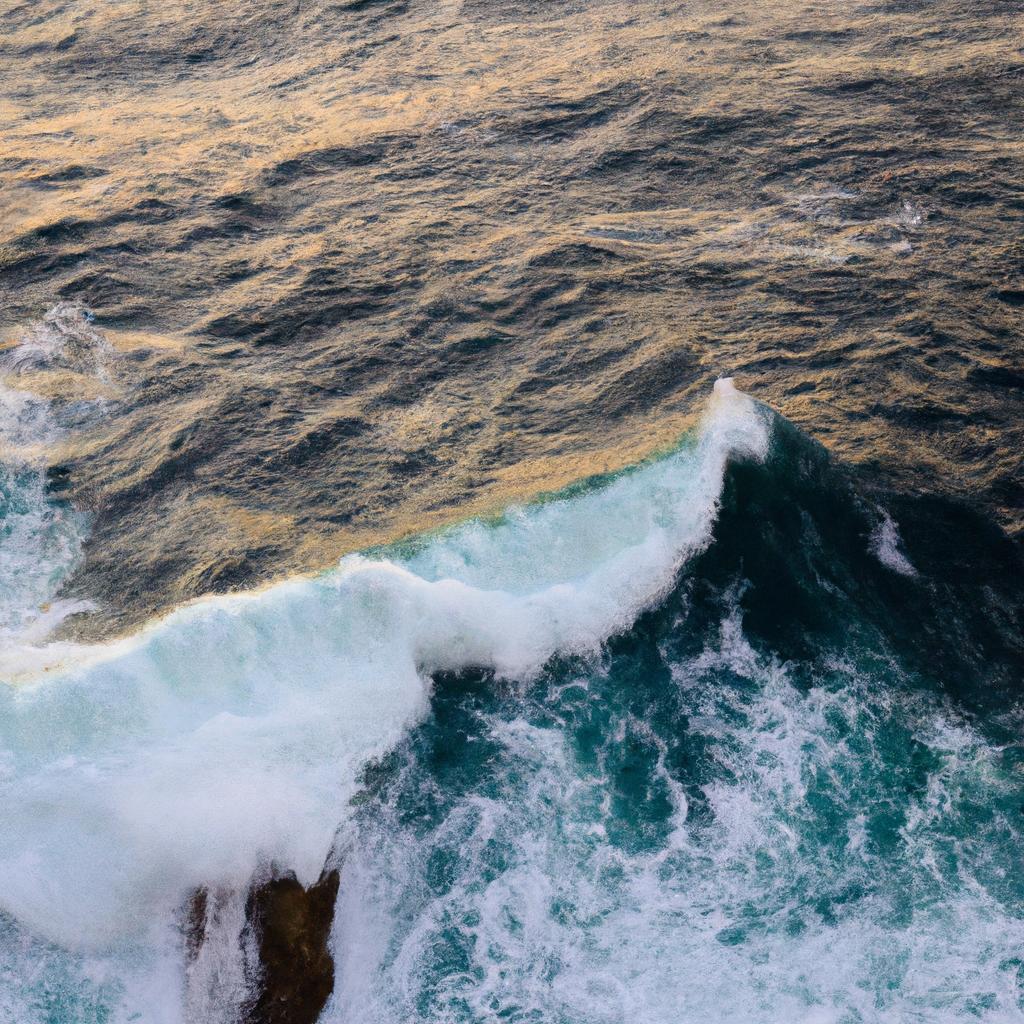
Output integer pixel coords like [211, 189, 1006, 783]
[1, 1, 1022, 1021]
[0, 380, 1021, 1022]
[1, 0, 1022, 635]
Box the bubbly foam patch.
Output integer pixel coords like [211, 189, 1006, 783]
[325, 603, 1024, 1024]
[0, 381, 769, 1021]
[0, 308, 116, 1023]
[0, 411, 91, 642]
[0, 304, 106, 653]
[870, 508, 917, 577]
[3, 303, 111, 378]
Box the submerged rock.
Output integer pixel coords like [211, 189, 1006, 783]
[182, 886, 210, 964]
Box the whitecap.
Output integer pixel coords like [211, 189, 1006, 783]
[0, 380, 770, 1019]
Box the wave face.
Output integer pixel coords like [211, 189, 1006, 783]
[3, 381, 1024, 1022]
[0, 382, 778, 1022]
[2, 383, 1023, 1024]
[325, 412, 1024, 1024]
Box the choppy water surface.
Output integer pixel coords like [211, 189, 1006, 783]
[1, 0, 1022, 632]
[0, 1, 1022, 1022]
[0, 385, 1022, 1022]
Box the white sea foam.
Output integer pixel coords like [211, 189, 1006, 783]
[325, 599, 1024, 1024]
[3, 302, 111, 378]
[0, 380, 770, 1019]
[0, 305, 106, 649]
[870, 508, 917, 576]
[0, 396, 91, 642]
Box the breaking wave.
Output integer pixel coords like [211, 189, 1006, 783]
[2, 374, 1022, 1022]
[0, 380, 779, 1022]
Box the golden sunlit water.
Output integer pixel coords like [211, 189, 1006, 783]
[2, 0, 1022, 635]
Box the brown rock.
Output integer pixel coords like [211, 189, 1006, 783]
[182, 886, 210, 964]
[241, 868, 341, 1024]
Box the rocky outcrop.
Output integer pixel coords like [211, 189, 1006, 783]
[242, 869, 340, 1024]
[184, 867, 340, 1024]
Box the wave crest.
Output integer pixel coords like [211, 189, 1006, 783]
[0, 380, 769, 980]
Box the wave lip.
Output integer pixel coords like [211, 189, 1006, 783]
[0, 380, 769, 971]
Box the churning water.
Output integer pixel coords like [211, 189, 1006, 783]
[0, 379, 1022, 1022]
[1, 2, 1022, 1018]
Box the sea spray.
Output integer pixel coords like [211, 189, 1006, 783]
[3, 375, 1021, 1022]
[321, 423, 1024, 1024]
[0, 379, 770, 1021]
[324, 602, 1024, 1024]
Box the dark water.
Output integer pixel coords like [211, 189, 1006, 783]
[0, 0, 1021, 634]
[335, 413, 1024, 1023]
[0, 1, 1022, 1022]
[2, 389, 1022, 1022]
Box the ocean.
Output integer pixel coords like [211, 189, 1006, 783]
[0, 0, 1022, 1021]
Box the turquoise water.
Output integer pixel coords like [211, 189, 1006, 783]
[1, 385, 1022, 1022]
[324, 415, 1024, 1024]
